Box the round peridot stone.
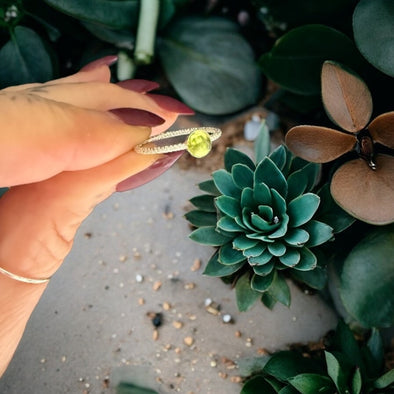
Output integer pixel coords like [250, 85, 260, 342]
[186, 129, 212, 158]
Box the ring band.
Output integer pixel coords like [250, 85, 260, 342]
[0, 266, 50, 284]
[134, 127, 222, 158]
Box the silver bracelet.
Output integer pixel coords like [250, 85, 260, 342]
[134, 127, 222, 158]
[0, 266, 50, 284]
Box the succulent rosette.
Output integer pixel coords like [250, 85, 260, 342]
[186, 145, 334, 309]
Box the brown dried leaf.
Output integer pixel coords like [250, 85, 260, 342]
[330, 155, 394, 225]
[368, 111, 394, 149]
[321, 61, 372, 132]
[285, 125, 355, 162]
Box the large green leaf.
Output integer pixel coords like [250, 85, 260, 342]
[254, 157, 288, 198]
[224, 148, 255, 172]
[241, 375, 276, 394]
[340, 226, 394, 327]
[184, 210, 217, 227]
[353, 0, 394, 77]
[288, 373, 334, 394]
[189, 226, 231, 246]
[259, 25, 365, 95]
[0, 26, 53, 87]
[189, 195, 216, 212]
[267, 271, 291, 306]
[325, 351, 351, 394]
[212, 169, 240, 199]
[263, 351, 323, 382]
[236, 272, 261, 311]
[290, 266, 327, 290]
[159, 16, 261, 115]
[44, 0, 138, 29]
[374, 369, 394, 389]
[288, 194, 320, 228]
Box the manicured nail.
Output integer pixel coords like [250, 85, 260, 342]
[148, 94, 195, 114]
[116, 151, 184, 192]
[110, 108, 164, 127]
[117, 79, 160, 93]
[80, 55, 118, 71]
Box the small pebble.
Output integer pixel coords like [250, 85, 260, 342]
[153, 281, 162, 291]
[222, 314, 233, 323]
[230, 376, 243, 383]
[184, 282, 195, 290]
[190, 259, 201, 272]
[138, 298, 145, 305]
[257, 348, 269, 355]
[174, 347, 182, 354]
[204, 298, 212, 307]
[235, 330, 242, 338]
[151, 313, 163, 327]
[163, 302, 171, 310]
[61, 356, 67, 362]
[119, 255, 127, 262]
[184, 337, 194, 346]
[246, 338, 253, 347]
[210, 361, 217, 367]
[153, 329, 159, 341]
[172, 321, 183, 329]
[135, 274, 144, 283]
[218, 372, 228, 379]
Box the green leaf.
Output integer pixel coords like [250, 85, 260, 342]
[352, 368, 362, 394]
[251, 214, 276, 232]
[269, 145, 290, 172]
[0, 26, 53, 87]
[353, 0, 394, 77]
[284, 228, 310, 246]
[82, 21, 134, 47]
[224, 148, 255, 172]
[271, 189, 287, 216]
[325, 351, 350, 394]
[184, 210, 217, 227]
[267, 271, 291, 306]
[288, 373, 334, 394]
[340, 226, 394, 327]
[259, 24, 365, 95]
[241, 375, 277, 394]
[212, 169, 240, 199]
[241, 188, 256, 209]
[254, 183, 272, 205]
[279, 249, 300, 267]
[333, 320, 364, 370]
[254, 158, 288, 198]
[116, 381, 159, 394]
[233, 235, 259, 250]
[203, 251, 245, 277]
[251, 270, 275, 292]
[236, 272, 261, 311]
[189, 195, 216, 212]
[243, 244, 267, 258]
[261, 292, 277, 309]
[238, 356, 271, 378]
[215, 196, 241, 218]
[254, 120, 271, 163]
[217, 216, 244, 232]
[303, 220, 333, 247]
[267, 242, 286, 257]
[198, 179, 220, 195]
[219, 242, 246, 265]
[44, 0, 138, 29]
[249, 250, 273, 266]
[290, 266, 327, 290]
[263, 351, 323, 382]
[288, 193, 320, 227]
[232, 164, 255, 189]
[158, 16, 261, 115]
[293, 248, 317, 271]
[374, 369, 394, 389]
[366, 328, 384, 373]
[253, 261, 275, 276]
[287, 162, 321, 201]
[189, 226, 232, 246]
[269, 214, 289, 239]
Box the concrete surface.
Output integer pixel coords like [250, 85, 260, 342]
[0, 165, 337, 394]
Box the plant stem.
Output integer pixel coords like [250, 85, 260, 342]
[134, 0, 160, 65]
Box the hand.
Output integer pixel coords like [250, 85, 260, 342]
[0, 56, 193, 375]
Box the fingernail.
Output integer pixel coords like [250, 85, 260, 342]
[117, 79, 160, 93]
[81, 55, 118, 71]
[116, 151, 184, 192]
[148, 94, 195, 115]
[110, 108, 165, 127]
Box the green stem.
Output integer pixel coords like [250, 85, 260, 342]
[134, 0, 160, 65]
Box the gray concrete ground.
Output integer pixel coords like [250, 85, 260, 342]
[0, 164, 337, 394]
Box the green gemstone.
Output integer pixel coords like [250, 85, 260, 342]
[186, 129, 212, 158]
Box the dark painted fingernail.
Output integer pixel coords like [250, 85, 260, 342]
[80, 55, 118, 71]
[116, 151, 184, 192]
[110, 108, 165, 127]
[148, 94, 195, 114]
[117, 79, 160, 93]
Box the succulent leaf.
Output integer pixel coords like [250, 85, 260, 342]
[249, 249, 273, 266]
[198, 179, 221, 195]
[184, 210, 217, 227]
[219, 242, 246, 265]
[232, 163, 255, 189]
[189, 226, 232, 246]
[233, 235, 259, 250]
[293, 248, 317, 271]
[251, 270, 275, 292]
[269, 145, 289, 172]
[253, 182, 272, 205]
[190, 195, 217, 212]
[284, 228, 310, 246]
[303, 220, 333, 247]
[253, 261, 275, 276]
[268, 214, 289, 239]
[243, 244, 267, 258]
[203, 251, 245, 277]
[279, 249, 301, 267]
[267, 271, 291, 306]
[290, 266, 327, 290]
[288, 193, 320, 227]
[217, 216, 244, 232]
[215, 195, 241, 218]
[212, 169, 241, 198]
[224, 147, 255, 172]
[255, 157, 288, 198]
[288, 373, 334, 394]
[267, 242, 286, 257]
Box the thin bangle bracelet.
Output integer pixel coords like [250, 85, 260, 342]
[0, 266, 50, 284]
[134, 127, 222, 158]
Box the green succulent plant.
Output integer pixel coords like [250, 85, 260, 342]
[186, 145, 334, 310]
[240, 320, 394, 394]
